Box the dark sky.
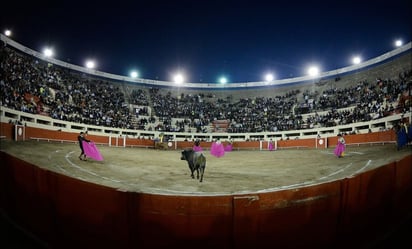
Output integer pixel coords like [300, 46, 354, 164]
[1, 0, 411, 83]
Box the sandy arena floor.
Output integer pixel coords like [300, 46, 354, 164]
[1, 140, 411, 196]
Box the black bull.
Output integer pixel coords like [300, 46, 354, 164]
[181, 149, 206, 182]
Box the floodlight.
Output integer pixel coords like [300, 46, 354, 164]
[219, 77, 227, 84]
[130, 71, 139, 78]
[395, 39, 403, 47]
[4, 29, 11, 37]
[307, 66, 319, 77]
[85, 60, 95, 69]
[352, 56, 361, 65]
[173, 73, 184, 84]
[265, 73, 274, 82]
[43, 48, 53, 57]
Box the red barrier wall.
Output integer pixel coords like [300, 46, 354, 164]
[1, 152, 411, 249]
[0, 122, 397, 150]
[327, 130, 396, 147]
[339, 163, 398, 246]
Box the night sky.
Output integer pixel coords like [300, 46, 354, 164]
[1, 0, 411, 83]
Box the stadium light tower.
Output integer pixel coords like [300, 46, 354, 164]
[307, 66, 320, 77]
[173, 73, 184, 84]
[4, 29, 12, 37]
[352, 56, 362, 65]
[130, 70, 139, 78]
[43, 47, 54, 58]
[85, 60, 96, 69]
[264, 73, 274, 82]
[394, 39, 403, 47]
[219, 76, 227, 84]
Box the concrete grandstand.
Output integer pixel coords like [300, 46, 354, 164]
[1, 34, 412, 249]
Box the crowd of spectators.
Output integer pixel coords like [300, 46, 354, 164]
[1, 45, 134, 129]
[1, 43, 411, 134]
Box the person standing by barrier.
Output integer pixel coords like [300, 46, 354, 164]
[210, 138, 225, 157]
[268, 138, 275, 151]
[78, 131, 90, 161]
[193, 139, 203, 152]
[396, 122, 409, 150]
[334, 134, 346, 158]
[224, 139, 233, 152]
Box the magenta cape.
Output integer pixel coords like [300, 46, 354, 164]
[334, 143, 345, 157]
[193, 145, 203, 152]
[224, 144, 233, 152]
[82, 141, 104, 161]
[210, 142, 225, 157]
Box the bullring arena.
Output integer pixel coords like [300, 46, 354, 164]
[1, 33, 412, 249]
[1, 139, 410, 195]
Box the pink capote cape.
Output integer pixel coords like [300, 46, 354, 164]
[224, 144, 233, 152]
[334, 142, 345, 157]
[82, 141, 104, 161]
[193, 145, 203, 152]
[210, 142, 225, 157]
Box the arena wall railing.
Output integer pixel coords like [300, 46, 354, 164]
[0, 108, 411, 154]
[1, 105, 409, 150]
